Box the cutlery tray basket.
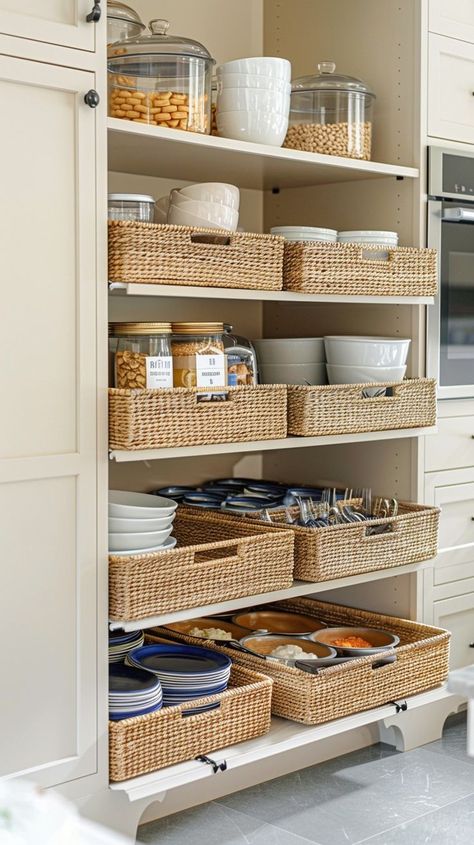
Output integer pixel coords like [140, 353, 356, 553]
[151, 598, 450, 726]
[287, 379, 436, 437]
[109, 385, 287, 450]
[109, 662, 273, 781]
[188, 502, 440, 582]
[109, 508, 294, 621]
[108, 221, 284, 290]
[282, 241, 437, 297]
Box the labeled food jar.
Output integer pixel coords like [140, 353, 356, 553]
[108, 193, 155, 222]
[284, 61, 375, 160]
[107, 18, 215, 133]
[171, 323, 226, 388]
[112, 323, 173, 389]
[107, 2, 145, 46]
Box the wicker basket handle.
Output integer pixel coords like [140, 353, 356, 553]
[179, 697, 230, 720]
[359, 520, 401, 542]
[193, 540, 248, 568]
[359, 247, 396, 264]
[190, 232, 232, 247]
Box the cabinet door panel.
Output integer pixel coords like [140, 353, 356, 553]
[434, 481, 474, 552]
[433, 594, 474, 669]
[425, 416, 474, 472]
[428, 33, 474, 144]
[429, 0, 474, 44]
[0, 56, 98, 787]
[0, 0, 94, 52]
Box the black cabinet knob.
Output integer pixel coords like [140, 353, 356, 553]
[84, 90, 100, 108]
[469, 642, 474, 648]
[86, 1, 101, 22]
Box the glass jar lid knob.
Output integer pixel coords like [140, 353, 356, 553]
[149, 18, 169, 35]
[318, 61, 336, 75]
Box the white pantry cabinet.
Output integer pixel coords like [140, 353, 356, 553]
[0, 0, 96, 52]
[0, 54, 99, 788]
[429, 0, 474, 45]
[428, 33, 474, 144]
[433, 594, 474, 670]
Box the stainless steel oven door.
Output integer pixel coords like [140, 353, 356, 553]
[427, 201, 474, 398]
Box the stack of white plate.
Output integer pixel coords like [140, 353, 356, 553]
[324, 335, 411, 387]
[167, 182, 239, 231]
[109, 629, 144, 663]
[108, 490, 178, 556]
[253, 337, 327, 385]
[216, 58, 291, 146]
[270, 226, 337, 243]
[126, 643, 232, 707]
[338, 230, 399, 247]
[109, 663, 163, 721]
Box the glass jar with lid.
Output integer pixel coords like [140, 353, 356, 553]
[171, 323, 226, 389]
[284, 61, 375, 160]
[108, 19, 215, 134]
[107, 2, 145, 47]
[112, 322, 173, 389]
[108, 193, 155, 222]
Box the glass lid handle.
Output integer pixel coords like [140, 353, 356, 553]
[149, 18, 170, 35]
[317, 61, 336, 75]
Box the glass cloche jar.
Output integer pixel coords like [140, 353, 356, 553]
[108, 19, 215, 134]
[284, 61, 375, 160]
[107, 2, 145, 46]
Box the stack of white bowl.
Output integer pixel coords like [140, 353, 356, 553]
[109, 490, 178, 556]
[337, 230, 399, 248]
[253, 337, 327, 385]
[161, 182, 240, 231]
[324, 336, 411, 386]
[216, 58, 291, 146]
[270, 226, 338, 243]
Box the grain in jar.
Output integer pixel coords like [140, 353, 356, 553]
[111, 322, 173, 389]
[107, 19, 214, 133]
[284, 61, 375, 160]
[171, 323, 226, 389]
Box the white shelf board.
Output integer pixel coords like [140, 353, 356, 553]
[109, 427, 437, 462]
[107, 119, 419, 190]
[109, 559, 433, 632]
[110, 685, 451, 801]
[109, 282, 434, 306]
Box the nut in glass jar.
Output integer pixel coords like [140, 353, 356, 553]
[111, 322, 173, 389]
[171, 322, 226, 389]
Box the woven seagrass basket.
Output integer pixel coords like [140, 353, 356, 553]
[109, 508, 294, 621]
[183, 501, 440, 582]
[287, 379, 436, 437]
[151, 597, 450, 725]
[282, 241, 437, 297]
[109, 385, 287, 450]
[109, 662, 273, 781]
[108, 221, 284, 290]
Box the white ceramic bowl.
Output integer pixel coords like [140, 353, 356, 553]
[217, 57, 291, 81]
[108, 490, 177, 519]
[108, 514, 175, 533]
[154, 196, 170, 224]
[217, 72, 292, 93]
[111, 536, 177, 556]
[260, 362, 327, 385]
[326, 364, 406, 385]
[109, 526, 173, 552]
[217, 88, 290, 114]
[178, 182, 240, 209]
[168, 203, 239, 231]
[217, 109, 289, 146]
[338, 230, 398, 239]
[324, 336, 411, 367]
[169, 194, 238, 228]
[253, 337, 325, 364]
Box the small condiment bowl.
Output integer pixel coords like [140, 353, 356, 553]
[310, 626, 400, 656]
[164, 617, 248, 641]
[239, 633, 337, 664]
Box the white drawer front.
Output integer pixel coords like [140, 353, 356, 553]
[428, 33, 474, 143]
[434, 545, 474, 586]
[435, 481, 474, 551]
[433, 593, 474, 669]
[429, 0, 474, 44]
[425, 416, 474, 472]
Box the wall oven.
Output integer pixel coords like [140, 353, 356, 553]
[428, 146, 474, 398]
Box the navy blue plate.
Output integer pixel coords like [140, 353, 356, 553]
[109, 700, 163, 721]
[128, 643, 232, 676]
[109, 663, 160, 693]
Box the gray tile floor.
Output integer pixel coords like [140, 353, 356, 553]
[137, 713, 474, 845]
